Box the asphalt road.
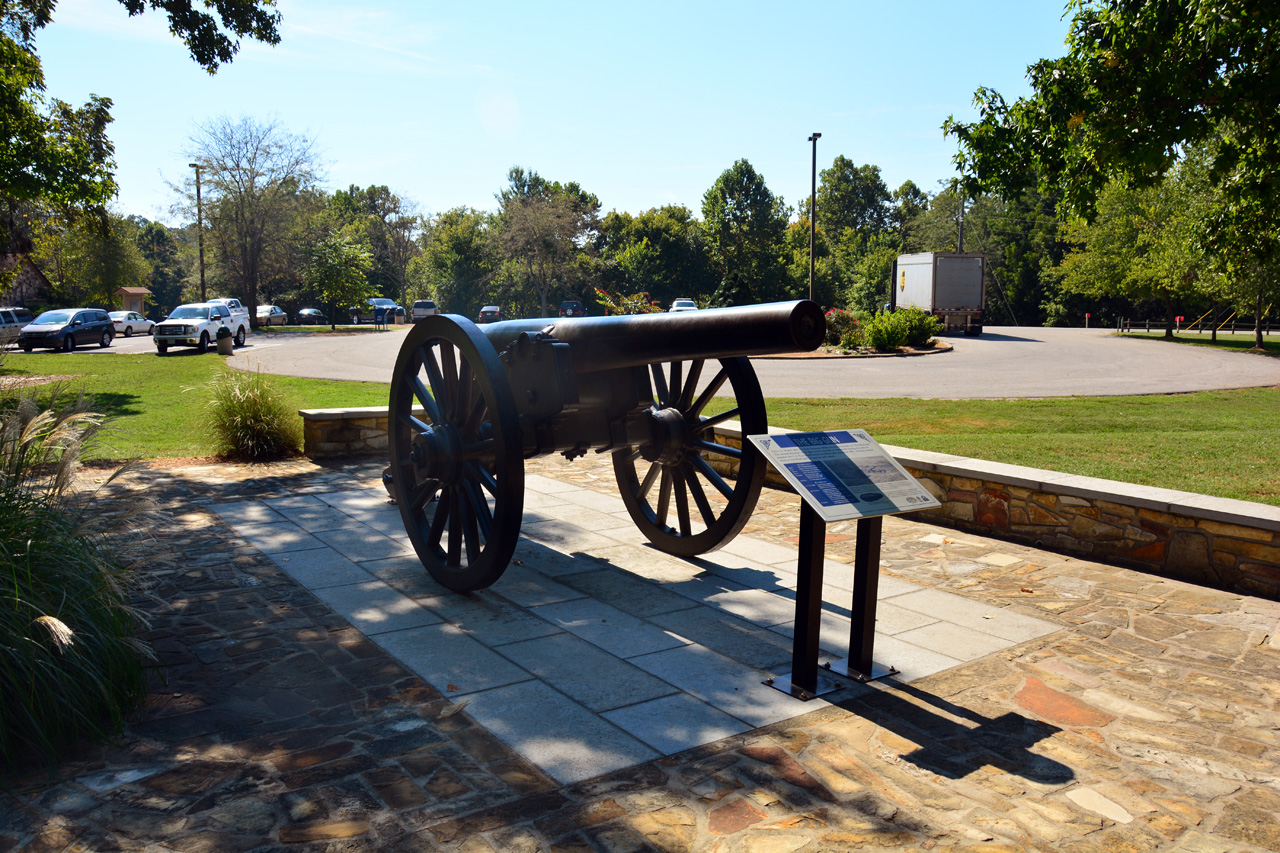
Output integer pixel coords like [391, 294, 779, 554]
[219, 324, 1280, 400]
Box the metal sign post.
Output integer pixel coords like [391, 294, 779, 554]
[750, 430, 941, 698]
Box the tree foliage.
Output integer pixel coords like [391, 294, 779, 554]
[34, 211, 151, 307]
[701, 159, 789, 305]
[303, 234, 375, 328]
[410, 206, 495, 316]
[945, 0, 1280, 262]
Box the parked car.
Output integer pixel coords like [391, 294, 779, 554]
[350, 298, 405, 324]
[477, 305, 502, 324]
[109, 310, 154, 337]
[153, 302, 249, 354]
[411, 300, 438, 322]
[0, 306, 35, 343]
[257, 304, 289, 326]
[669, 298, 698, 313]
[558, 300, 585, 318]
[19, 308, 115, 352]
[296, 308, 325, 324]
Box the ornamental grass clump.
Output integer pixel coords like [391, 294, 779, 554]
[0, 384, 155, 769]
[861, 307, 943, 352]
[202, 367, 302, 461]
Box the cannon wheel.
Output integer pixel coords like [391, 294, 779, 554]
[388, 315, 523, 592]
[612, 356, 767, 557]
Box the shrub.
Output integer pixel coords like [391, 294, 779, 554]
[202, 367, 302, 460]
[0, 385, 155, 768]
[861, 307, 943, 352]
[824, 308, 860, 347]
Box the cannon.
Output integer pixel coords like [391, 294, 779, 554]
[386, 300, 826, 592]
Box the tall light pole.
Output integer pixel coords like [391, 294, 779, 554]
[189, 163, 207, 302]
[807, 133, 821, 303]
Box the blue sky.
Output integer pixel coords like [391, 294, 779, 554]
[38, 0, 1073, 223]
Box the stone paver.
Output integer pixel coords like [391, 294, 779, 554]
[3, 453, 1279, 853]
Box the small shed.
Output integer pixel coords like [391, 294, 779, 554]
[116, 287, 151, 313]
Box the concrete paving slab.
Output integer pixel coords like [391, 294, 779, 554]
[530, 598, 691, 659]
[891, 620, 1019, 661]
[520, 518, 628, 554]
[268, 547, 378, 589]
[558, 489, 630, 514]
[496, 633, 677, 712]
[213, 500, 290, 526]
[650, 606, 794, 671]
[524, 473, 582, 494]
[602, 692, 749, 755]
[313, 523, 415, 563]
[461, 680, 660, 785]
[869, 634, 969, 680]
[630, 643, 858, 727]
[412, 590, 565, 646]
[315, 488, 395, 512]
[891, 588, 1060, 642]
[231, 521, 328, 554]
[309, 579, 443, 635]
[511, 539, 606, 578]
[667, 576, 798, 627]
[588, 544, 705, 584]
[488, 564, 587, 608]
[360, 553, 441, 597]
[720, 534, 803, 567]
[373, 623, 533, 697]
[557, 568, 700, 618]
[264, 502, 365, 532]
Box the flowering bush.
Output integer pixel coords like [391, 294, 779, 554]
[824, 308, 860, 347]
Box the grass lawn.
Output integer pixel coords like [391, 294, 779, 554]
[3, 349, 1277, 506]
[0, 352, 388, 461]
[756, 388, 1280, 506]
[1120, 330, 1280, 356]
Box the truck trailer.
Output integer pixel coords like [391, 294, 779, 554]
[891, 252, 986, 336]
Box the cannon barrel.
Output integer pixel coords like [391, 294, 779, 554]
[479, 299, 825, 373]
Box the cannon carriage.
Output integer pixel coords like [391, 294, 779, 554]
[387, 300, 825, 592]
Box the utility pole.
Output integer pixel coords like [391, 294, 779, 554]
[189, 163, 207, 302]
[957, 193, 966, 253]
[808, 133, 821, 303]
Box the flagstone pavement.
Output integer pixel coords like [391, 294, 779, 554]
[4, 452, 1280, 852]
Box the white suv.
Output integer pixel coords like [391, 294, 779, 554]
[412, 300, 438, 323]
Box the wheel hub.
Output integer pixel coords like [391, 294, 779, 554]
[411, 423, 464, 484]
[640, 407, 690, 466]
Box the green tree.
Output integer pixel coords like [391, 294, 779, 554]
[597, 205, 714, 308]
[34, 211, 150, 307]
[410, 207, 495, 317]
[701, 159, 789, 305]
[891, 181, 929, 252]
[303, 234, 375, 329]
[330, 184, 421, 306]
[944, 0, 1280, 338]
[816, 157, 891, 238]
[185, 116, 320, 328]
[0, 0, 280, 255]
[494, 167, 601, 317]
[135, 219, 185, 317]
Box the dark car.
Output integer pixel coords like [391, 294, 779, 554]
[477, 305, 502, 324]
[296, 308, 325, 325]
[20, 308, 114, 352]
[350, 298, 404, 325]
[558, 300, 585, 318]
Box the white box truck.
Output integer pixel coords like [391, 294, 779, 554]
[892, 252, 986, 336]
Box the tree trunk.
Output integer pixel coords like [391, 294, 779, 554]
[1163, 294, 1175, 339]
[1211, 304, 1217, 343]
[1257, 290, 1265, 350]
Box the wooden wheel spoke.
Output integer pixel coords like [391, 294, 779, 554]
[439, 344, 459, 421]
[470, 461, 499, 497]
[637, 460, 661, 502]
[463, 437, 495, 459]
[460, 486, 482, 564]
[688, 366, 728, 419]
[427, 491, 449, 548]
[693, 438, 742, 460]
[420, 346, 448, 419]
[409, 479, 438, 511]
[692, 454, 735, 500]
[693, 407, 740, 436]
[669, 361, 684, 411]
[463, 479, 493, 539]
[672, 468, 691, 536]
[445, 490, 463, 566]
[677, 359, 704, 411]
[462, 393, 488, 437]
[457, 359, 475, 431]
[682, 462, 716, 527]
[650, 363, 670, 407]
[409, 375, 441, 424]
[655, 467, 673, 530]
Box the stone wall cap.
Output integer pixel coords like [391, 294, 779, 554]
[300, 406, 390, 420]
[1044, 474, 1198, 512]
[1171, 494, 1280, 532]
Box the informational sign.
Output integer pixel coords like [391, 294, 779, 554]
[748, 430, 941, 523]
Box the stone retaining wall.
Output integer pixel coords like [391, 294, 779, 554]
[297, 407, 1280, 599]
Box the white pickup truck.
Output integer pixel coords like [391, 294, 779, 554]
[154, 301, 249, 354]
